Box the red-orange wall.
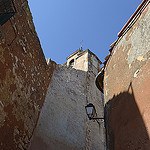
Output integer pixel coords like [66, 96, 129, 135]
[104, 3, 150, 150]
[0, 0, 55, 149]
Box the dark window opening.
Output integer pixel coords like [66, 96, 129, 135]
[0, 0, 16, 26]
[69, 59, 74, 67]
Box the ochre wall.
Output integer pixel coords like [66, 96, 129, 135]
[104, 3, 150, 150]
[0, 0, 55, 149]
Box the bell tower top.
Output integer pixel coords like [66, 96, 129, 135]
[66, 49, 102, 74]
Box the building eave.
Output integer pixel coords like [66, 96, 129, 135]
[118, 0, 150, 37]
[66, 49, 81, 60]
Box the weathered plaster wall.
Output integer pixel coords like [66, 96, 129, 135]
[0, 0, 56, 149]
[73, 52, 89, 71]
[30, 51, 105, 150]
[104, 3, 150, 150]
[67, 49, 101, 72]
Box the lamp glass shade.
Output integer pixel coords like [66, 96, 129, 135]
[85, 103, 96, 119]
[86, 106, 93, 115]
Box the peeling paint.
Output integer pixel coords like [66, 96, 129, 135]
[0, 0, 56, 149]
[137, 56, 146, 61]
[104, 4, 150, 150]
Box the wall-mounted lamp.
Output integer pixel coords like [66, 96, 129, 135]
[85, 103, 104, 120]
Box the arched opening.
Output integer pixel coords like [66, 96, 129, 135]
[69, 59, 74, 67]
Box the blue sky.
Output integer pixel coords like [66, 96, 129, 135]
[28, 0, 142, 64]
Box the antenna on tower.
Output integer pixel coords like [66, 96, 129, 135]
[80, 40, 83, 51]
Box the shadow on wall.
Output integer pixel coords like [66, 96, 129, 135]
[105, 83, 150, 150]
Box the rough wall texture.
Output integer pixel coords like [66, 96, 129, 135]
[30, 51, 105, 150]
[0, 0, 56, 149]
[104, 3, 150, 150]
[67, 49, 101, 72]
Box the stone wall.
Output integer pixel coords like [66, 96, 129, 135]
[30, 51, 105, 150]
[104, 2, 150, 150]
[0, 0, 56, 149]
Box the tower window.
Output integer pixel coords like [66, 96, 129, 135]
[69, 59, 74, 67]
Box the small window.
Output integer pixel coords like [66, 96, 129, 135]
[69, 59, 74, 67]
[0, 0, 16, 26]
